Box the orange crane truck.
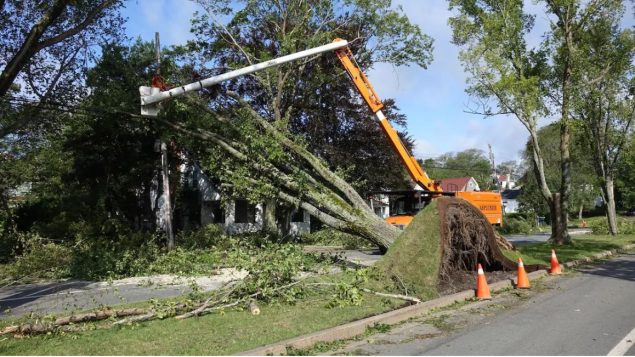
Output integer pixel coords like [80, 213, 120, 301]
[333, 40, 503, 228]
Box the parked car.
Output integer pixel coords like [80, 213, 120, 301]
[626, 208, 635, 216]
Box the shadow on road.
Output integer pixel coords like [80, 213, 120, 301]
[0, 281, 92, 313]
[578, 253, 635, 282]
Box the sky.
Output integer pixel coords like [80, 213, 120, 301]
[121, 0, 634, 164]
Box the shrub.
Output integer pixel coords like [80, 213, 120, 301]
[177, 224, 225, 249]
[147, 248, 218, 275]
[1, 233, 72, 282]
[589, 217, 635, 235]
[498, 215, 535, 235]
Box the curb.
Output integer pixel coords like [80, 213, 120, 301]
[562, 243, 635, 268]
[238, 244, 634, 356]
[238, 270, 546, 356]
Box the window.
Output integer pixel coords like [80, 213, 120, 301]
[234, 200, 256, 223]
[291, 209, 305, 223]
[204, 200, 225, 224]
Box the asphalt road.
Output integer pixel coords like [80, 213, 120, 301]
[505, 227, 592, 246]
[335, 252, 635, 356]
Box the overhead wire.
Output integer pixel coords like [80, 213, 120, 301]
[2, 96, 499, 175]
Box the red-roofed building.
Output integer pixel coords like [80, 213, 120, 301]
[439, 177, 480, 192]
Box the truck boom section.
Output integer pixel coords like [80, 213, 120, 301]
[334, 43, 442, 193]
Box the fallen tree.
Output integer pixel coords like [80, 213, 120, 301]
[163, 95, 399, 251]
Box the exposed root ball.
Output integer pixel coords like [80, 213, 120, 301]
[438, 197, 529, 281]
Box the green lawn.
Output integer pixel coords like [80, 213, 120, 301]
[503, 234, 635, 266]
[0, 292, 402, 355]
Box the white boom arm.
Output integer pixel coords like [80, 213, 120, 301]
[139, 39, 349, 116]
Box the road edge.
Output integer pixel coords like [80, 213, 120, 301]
[238, 243, 635, 356]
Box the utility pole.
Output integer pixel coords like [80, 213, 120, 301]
[155, 32, 174, 249]
[488, 144, 497, 191]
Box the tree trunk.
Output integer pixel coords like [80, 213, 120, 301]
[603, 176, 618, 235]
[557, 120, 572, 244]
[550, 192, 571, 245]
[528, 129, 563, 243]
[263, 198, 278, 235]
[578, 203, 583, 221]
[550, 192, 562, 243]
[161, 141, 174, 249]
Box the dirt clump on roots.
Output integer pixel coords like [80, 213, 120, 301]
[375, 197, 545, 300]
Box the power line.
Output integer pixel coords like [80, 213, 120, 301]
[1, 96, 142, 119]
[1, 96, 499, 176]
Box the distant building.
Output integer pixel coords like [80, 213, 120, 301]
[368, 194, 390, 219]
[496, 174, 516, 190]
[501, 189, 522, 214]
[439, 177, 480, 192]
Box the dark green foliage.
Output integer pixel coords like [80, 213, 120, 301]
[422, 149, 493, 190]
[11, 42, 165, 241]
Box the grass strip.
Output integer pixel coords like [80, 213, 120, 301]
[0, 289, 402, 355]
[503, 234, 635, 266]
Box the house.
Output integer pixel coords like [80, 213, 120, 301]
[368, 194, 390, 219]
[155, 161, 311, 236]
[501, 188, 522, 214]
[439, 177, 480, 192]
[496, 174, 516, 190]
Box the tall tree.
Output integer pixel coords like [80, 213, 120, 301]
[571, 5, 635, 235]
[13, 42, 170, 241]
[449, 0, 629, 244]
[519, 123, 599, 220]
[188, 0, 430, 193]
[448, 0, 561, 240]
[0, 0, 124, 138]
[423, 149, 493, 190]
[541, 0, 631, 242]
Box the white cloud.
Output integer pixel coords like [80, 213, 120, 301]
[412, 137, 440, 160]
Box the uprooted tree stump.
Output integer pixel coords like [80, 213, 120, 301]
[375, 197, 544, 300]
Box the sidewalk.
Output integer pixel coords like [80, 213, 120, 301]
[0, 269, 247, 319]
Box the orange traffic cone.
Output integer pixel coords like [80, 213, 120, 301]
[476, 263, 491, 300]
[550, 249, 562, 275]
[516, 257, 530, 289]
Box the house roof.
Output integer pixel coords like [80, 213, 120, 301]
[439, 177, 474, 192]
[501, 189, 522, 200]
